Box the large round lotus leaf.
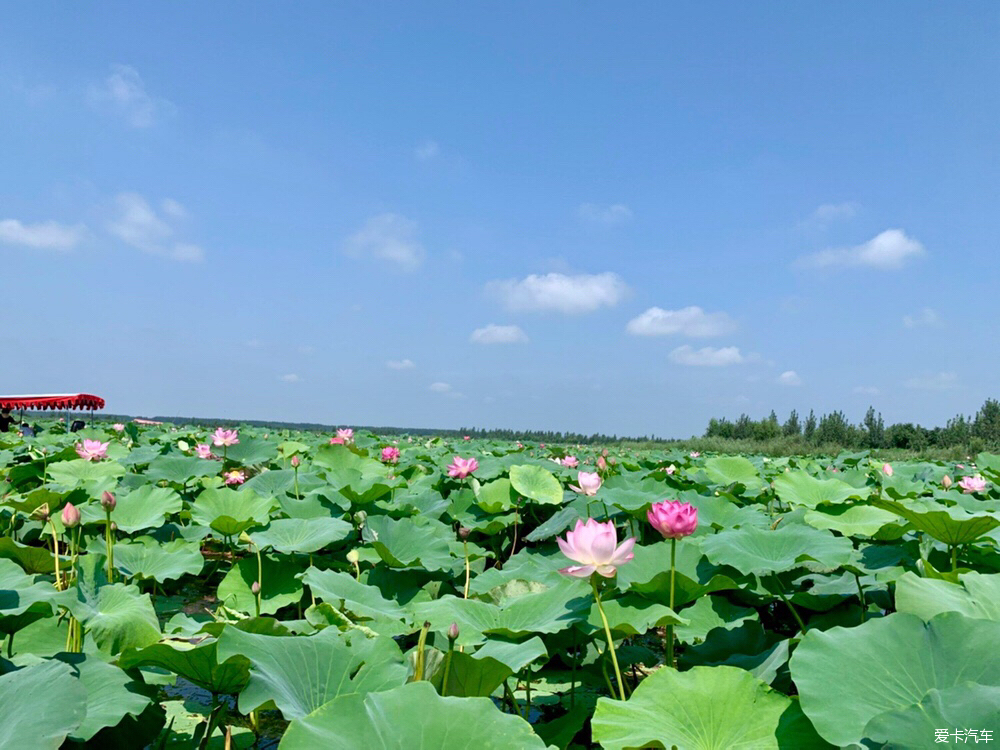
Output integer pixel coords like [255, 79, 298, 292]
[216, 554, 304, 615]
[79, 485, 182, 533]
[242, 469, 295, 498]
[190, 487, 275, 536]
[702, 456, 764, 493]
[216, 626, 407, 717]
[145, 455, 221, 484]
[870, 497, 1000, 545]
[863, 684, 1000, 747]
[0, 659, 87, 749]
[700, 524, 853, 576]
[583, 593, 686, 637]
[223, 436, 278, 465]
[475, 477, 518, 512]
[277, 681, 549, 749]
[591, 664, 829, 749]
[363, 515, 454, 571]
[429, 651, 512, 697]
[54, 653, 155, 742]
[790, 611, 1000, 747]
[472, 635, 548, 673]
[120, 637, 251, 696]
[674, 595, 758, 644]
[895, 571, 1000, 622]
[114, 536, 204, 583]
[56, 555, 160, 655]
[249, 517, 353, 555]
[598, 476, 667, 512]
[803, 504, 900, 537]
[302, 568, 410, 624]
[46, 458, 125, 494]
[772, 472, 861, 509]
[617, 539, 742, 607]
[509, 464, 564, 505]
[0, 557, 55, 635]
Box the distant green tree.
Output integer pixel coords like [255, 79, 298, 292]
[803, 410, 817, 442]
[862, 406, 885, 449]
[782, 409, 801, 436]
[973, 399, 1000, 443]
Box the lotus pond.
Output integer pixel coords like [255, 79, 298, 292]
[2, 423, 999, 749]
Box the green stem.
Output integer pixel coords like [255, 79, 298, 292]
[105, 510, 114, 583]
[951, 545, 958, 572]
[49, 520, 62, 590]
[441, 644, 454, 696]
[6, 632, 12, 658]
[854, 573, 866, 624]
[293, 466, 300, 502]
[772, 575, 807, 633]
[462, 541, 470, 599]
[503, 680, 523, 718]
[255, 546, 263, 617]
[524, 668, 531, 715]
[667, 537, 676, 668]
[414, 622, 430, 681]
[569, 629, 577, 708]
[591, 576, 627, 700]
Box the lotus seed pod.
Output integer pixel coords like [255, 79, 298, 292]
[346, 549, 360, 564]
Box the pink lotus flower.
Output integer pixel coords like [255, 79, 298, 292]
[463, 435, 471, 441]
[597, 455, 608, 472]
[112, 423, 125, 432]
[212, 428, 239, 447]
[648, 500, 698, 539]
[665, 464, 676, 475]
[957, 464, 966, 469]
[75, 439, 109, 461]
[61, 502, 81, 528]
[561, 455, 580, 468]
[447, 455, 478, 478]
[570, 471, 602, 496]
[195, 443, 214, 459]
[329, 437, 345, 445]
[336, 428, 354, 442]
[223, 469, 246, 485]
[381, 446, 400, 464]
[557, 518, 635, 578]
[690, 451, 701, 458]
[882, 463, 893, 477]
[959, 475, 988, 494]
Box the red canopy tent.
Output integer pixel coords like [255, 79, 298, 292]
[0, 394, 105, 411]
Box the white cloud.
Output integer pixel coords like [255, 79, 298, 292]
[470, 324, 529, 345]
[796, 229, 925, 271]
[902, 307, 942, 328]
[387, 359, 416, 370]
[343, 213, 425, 271]
[904, 372, 958, 391]
[777, 370, 802, 386]
[279, 373, 301, 383]
[669, 345, 744, 367]
[106, 192, 204, 262]
[0, 219, 86, 251]
[161, 198, 187, 220]
[853, 385, 880, 395]
[429, 382, 452, 393]
[415, 140, 440, 161]
[801, 202, 858, 228]
[88, 65, 173, 128]
[577, 203, 633, 225]
[487, 272, 628, 314]
[626, 306, 736, 338]
[298, 345, 317, 355]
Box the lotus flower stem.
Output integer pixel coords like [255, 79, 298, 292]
[951, 545, 958, 572]
[105, 510, 115, 583]
[254, 545, 263, 617]
[666, 537, 676, 668]
[591, 576, 627, 700]
[502, 680, 523, 717]
[293, 464, 300, 501]
[414, 621, 431, 681]
[49, 520, 62, 591]
[854, 573, 866, 624]
[509, 505, 520, 561]
[569, 630, 577, 708]
[441, 646, 454, 696]
[524, 668, 532, 714]
[772, 575, 807, 633]
[462, 540, 471, 599]
[5, 633, 12, 658]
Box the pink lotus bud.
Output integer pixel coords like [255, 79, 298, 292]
[112, 423, 125, 432]
[381, 446, 400, 464]
[882, 463, 893, 477]
[942, 475, 953, 490]
[448, 622, 460, 641]
[110, 521, 117, 532]
[291, 455, 301, 468]
[458, 526, 471, 540]
[569, 471, 601, 496]
[251, 581, 260, 595]
[101, 491, 116, 511]
[463, 435, 471, 441]
[648, 500, 698, 539]
[596, 456, 608, 472]
[61, 502, 81, 528]
[557, 518, 635, 578]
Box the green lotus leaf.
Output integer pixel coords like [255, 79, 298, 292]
[790, 611, 1000, 747]
[895, 570, 1000, 622]
[0, 557, 56, 635]
[772, 472, 862, 509]
[0, 659, 87, 750]
[803, 504, 900, 537]
[119, 638, 251, 696]
[591, 665, 829, 749]
[509, 464, 564, 505]
[703, 456, 764, 494]
[145, 455, 221, 484]
[364, 515, 454, 571]
[302, 567, 410, 627]
[430, 651, 511, 697]
[250, 517, 353, 555]
[113, 536, 204, 583]
[869, 496, 1000, 545]
[216, 626, 407, 717]
[190, 487, 275, 536]
[216, 554, 304, 615]
[46, 458, 125, 494]
[584, 593, 687, 637]
[242, 468, 296, 498]
[863, 684, 1000, 747]
[475, 477, 518, 513]
[277, 681, 549, 749]
[618, 539, 742, 607]
[674, 595, 758, 645]
[224, 436, 278, 466]
[78, 485, 182, 533]
[472, 635, 548, 673]
[700, 524, 853, 576]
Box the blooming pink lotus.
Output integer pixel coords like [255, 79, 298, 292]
[690, 451, 701, 458]
[882, 463, 894, 477]
[648, 500, 698, 539]
[665, 464, 676, 475]
[570, 471, 601, 496]
[223, 469, 246, 485]
[195, 443, 214, 459]
[75, 439, 109, 461]
[463, 435, 471, 441]
[336, 428, 354, 442]
[447, 455, 478, 478]
[959, 475, 988, 494]
[381, 446, 400, 464]
[212, 428, 239, 447]
[561, 455, 580, 468]
[329, 437, 345, 445]
[557, 518, 635, 578]
[61, 502, 81, 528]
[112, 423, 125, 432]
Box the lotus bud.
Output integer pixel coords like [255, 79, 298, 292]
[448, 622, 460, 641]
[61, 502, 81, 528]
[101, 491, 116, 511]
[34, 503, 51, 522]
[354, 510, 367, 525]
[110, 521, 117, 532]
[251, 581, 260, 595]
[346, 549, 360, 565]
[942, 475, 953, 490]
[597, 455, 608, 472]
[291, 455, 301, 468]
[458, 526, 471, 541]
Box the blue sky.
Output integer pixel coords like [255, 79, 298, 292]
[2, 3, 998, 437]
